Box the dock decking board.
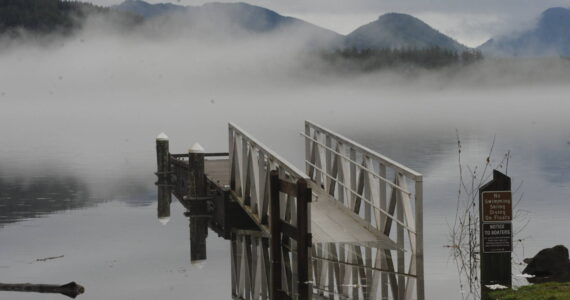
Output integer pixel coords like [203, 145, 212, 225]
[205, 159, 230, 187]
[204, 159, 398, 251]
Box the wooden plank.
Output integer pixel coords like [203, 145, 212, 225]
[205, 158, 230, 186]
[279, 180, 298, 197]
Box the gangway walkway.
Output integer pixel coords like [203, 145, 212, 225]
[155, 121, 424, 300]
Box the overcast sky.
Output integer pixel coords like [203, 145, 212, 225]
[90, 0, 570, 47]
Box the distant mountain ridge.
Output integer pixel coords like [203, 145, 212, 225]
[114, 0, 344, 48]
[113, 1, 469, 52]
[4, 0, 570, 57]
[114, 1, 336, 35]
[479, 7, 570, 57]
[344, 13, 468, 52]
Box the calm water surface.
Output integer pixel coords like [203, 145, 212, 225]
[0, 39, 569, 299]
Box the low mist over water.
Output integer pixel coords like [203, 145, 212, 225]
[1, 9, 570, 300]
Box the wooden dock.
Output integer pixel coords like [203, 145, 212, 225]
[155, 121, 424, 300]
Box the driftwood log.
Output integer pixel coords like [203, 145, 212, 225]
[0, 281, 84, 298]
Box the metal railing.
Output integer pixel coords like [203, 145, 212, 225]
[303, 121, 424, 300]
[229, 122, 309, 228]
[229, 123, 313, 300]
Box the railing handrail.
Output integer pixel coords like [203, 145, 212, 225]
[170, 153, 229, 158]
[305, 120, 423, 181]
[304, 160, 416, 234]
[229, 122, 310, 181]
[301, 132, 412, 195]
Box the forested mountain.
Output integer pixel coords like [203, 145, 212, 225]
[479, 7, 570, 57]
[3, 0, 570, 59]
[114, 0, 343, 47]
[345, 13, 468, 52]
[0, 0, 141, 35]
[322, 47, 482, 71]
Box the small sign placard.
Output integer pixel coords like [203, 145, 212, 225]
[482, 191, 512, 222]
[482, 222, 512, 253]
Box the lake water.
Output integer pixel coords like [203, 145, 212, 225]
[0, 34, 569, 300]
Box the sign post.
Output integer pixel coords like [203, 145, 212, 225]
[480, 170, 512, 300]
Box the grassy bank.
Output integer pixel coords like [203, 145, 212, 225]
[490, 282, 570, 300]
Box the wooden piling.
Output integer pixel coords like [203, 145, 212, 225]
[188, 143, 208, 264]
[156, 133, 170, 179]
[157, 190, 171, 225]
[156, 133, 171, 224]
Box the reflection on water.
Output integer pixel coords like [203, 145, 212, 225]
[0, 169, 155, 227]
[0, 35, 570, 299]
[0, 123, 569, 300]
[0, 173, 92, 226]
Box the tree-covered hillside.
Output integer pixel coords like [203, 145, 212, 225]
[322, 47, 483, 71]
[0, 0, 141, 34]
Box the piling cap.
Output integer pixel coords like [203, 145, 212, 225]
[191, 259, 207, 269]
[156, 132, 169, 141]
[189, 143, 205, 153]
[158, 216, 170, 225]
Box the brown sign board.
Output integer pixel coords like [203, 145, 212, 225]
[482, 191, 512, 222]
[482, 222, 512, 253]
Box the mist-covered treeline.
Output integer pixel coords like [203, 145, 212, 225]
[322, 47, 484, 71]
[0, 0, 140, 35]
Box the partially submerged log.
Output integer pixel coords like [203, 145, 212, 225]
[0, 281, 85, 298]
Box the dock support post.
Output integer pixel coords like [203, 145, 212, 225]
[297, 178, 311, 300]
[270, 170, 282, 299]
[189, 143, 208, 265]
[156, 133, 171, 225]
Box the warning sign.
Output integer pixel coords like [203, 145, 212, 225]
[482, 222, 512, 253]
[482, 191, 512, 222]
